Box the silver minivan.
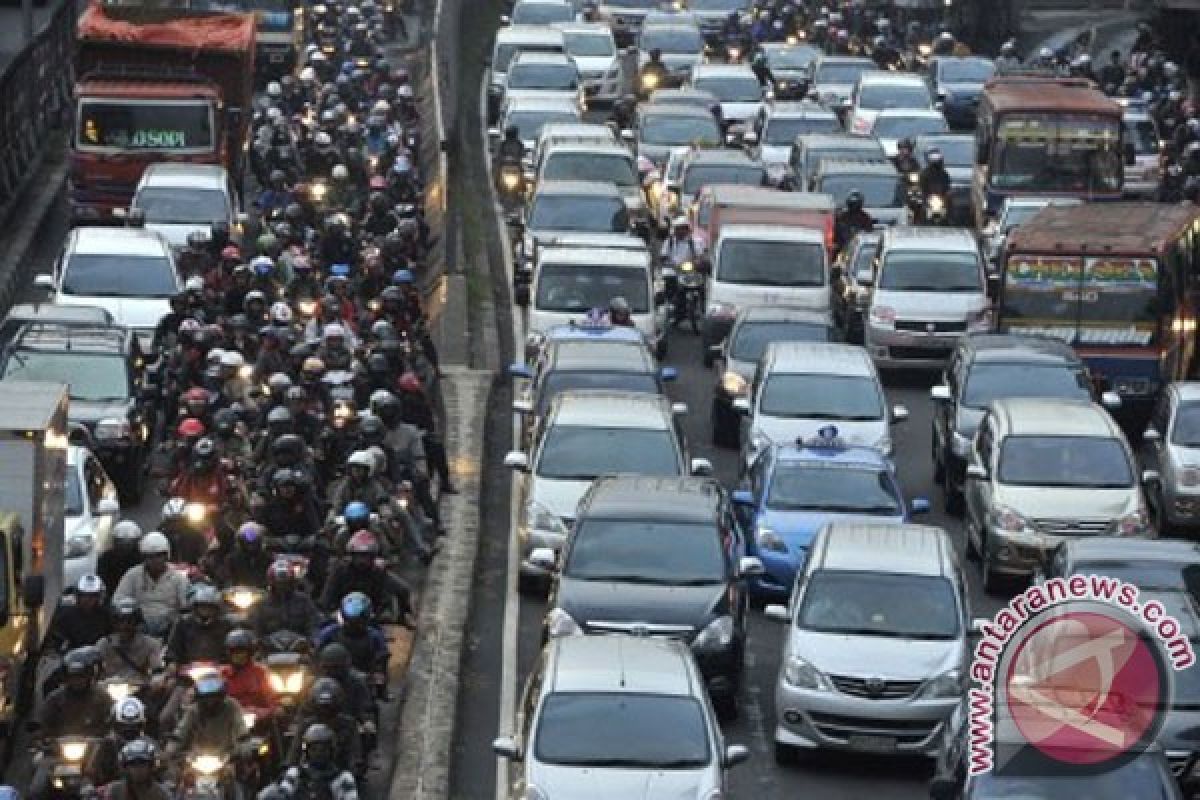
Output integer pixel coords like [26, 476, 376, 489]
[494, 635, 749, 799]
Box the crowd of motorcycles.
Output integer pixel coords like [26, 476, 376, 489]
[20, 5, 448, 800]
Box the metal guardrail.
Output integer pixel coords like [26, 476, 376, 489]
[0, 0, 76, 225]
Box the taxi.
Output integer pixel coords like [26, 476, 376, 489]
[732, 428, 929, 601]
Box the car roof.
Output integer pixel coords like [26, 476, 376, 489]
[543, 141, 631, 159]
[797, 132, 882, 149]
[1062, 536, 1200, 564]
[718, 223, 824, 243]
[857, 70, 928, 88]
[555, 21, 613, 36]
[764, 341, 874, 375]
[495, 24, 567, 43]
[692, 63, 758, 79]
[639, 103, 717, 120]
[583, 475, 720, 522]
[549, 339, 656, 372]
[538, 246, 650, 268]
[640, 20, 701, 34]
[873, 108, 946, 120]
[648, 88, 718, 104]
[534, 232, 647, 251]
[1169, 382, 1200, 404]
[814, 55, 875, 67]
[1002, 196, 1082, 212]
[961, 333, 1081, 365]
[504, 94, 581, 114]
[815, 158, 898, 177]
[511, 50, 576, 67]
[549, 390, 674, 428]
[766, 102, 836, 119]
[990, 397, 1117, 437]
[914, 132, 972, 148]
[682, 148, 759, 167]
[547, 635, 697, 696]
[11, 323, 130, 354]
[773, 440, 891, 468]
[736, 305, 835, 325]
[881, 226, 978, 251]
[817, 521, 952, 576]
[533, 179, 624, 198]
[701, 185, 834, 210]
[139, 163, 228, 190]
[543, 323, 647, 344]
[68, 227, 171, 257]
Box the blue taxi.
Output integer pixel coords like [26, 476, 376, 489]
[732, 428, 930, 602]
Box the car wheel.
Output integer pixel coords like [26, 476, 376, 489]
[774, 741, 799, 766]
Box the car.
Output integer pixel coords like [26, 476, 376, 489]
[37, 227, 180, 349]
[788, 132, 887, 192]
[521, 314, 650, 363]
[931, 333, 1120, 514]
[735, 433, 929, 601]
[636, 22, 706, 79]
[516, 230, 646, 307]
[536, 142, 649, 232]
[556, 22, 623, 103]
[517, 180, 632, 276]
[506, 0, 575, 25]
[646, 87, 723, 122]
[980, 195, 1083, 267]
[530, 121, 618, 173]
[0, 303, 114, 349]
[963, 397, 1152, 592]
[811, 158, 905, 225]
[63, 444, 121, 589]
[492, 51, 584, 122]
[686, 0, 752, 44]
[845, 71, 934, 137]
[830, 229, 880, 342]
[1143, 382, 1200, 533]
[632, 103, 724, 170]
[759, 42, 822, 99]
[809, 54, 875, 111]
[131, 163, 243, 250]
[1123, 102, 1164, 198]
[766, 520, 973, 762]
[709, 306, 838, 446]
[595, 0, 661, 46]
[862, 227, 989, 370]
[913, 133, 974, 222]
[657, 148, 766, 231]
[926, 56, 995, 129]
[865, 108, 949, 157]
[504, 390, 711, 589]
[493, 95, 585, 158]
[0, 323, 156, 500]
[735, 341, 905, 472]
[748, 102, 841, 178]
[688, 63, 767, 126]
[486, 25, 568, 122]
[492, 635, 750, 799]
[544, 475, 762, 713]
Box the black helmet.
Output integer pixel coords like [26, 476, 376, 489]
[504, 124, 518, 139]
[650, 47, 662, 61]
[846, 190, 864, 212]
[359, 414, 386, 442]
[225, 628, 256, 655]
[897, 137, 914, 152]
[318, 642, 352, 671]
[302, 722, 336, 767]
[64, 646, 97, 677]
[271, 433, 305, 463]
[119, 738, 158, 768]
[213, 408, 239, 437]
[311, 676, 344, 709]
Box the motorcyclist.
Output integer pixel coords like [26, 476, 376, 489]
[96, 739, 172, 800]
[315, 592, 391, 679]
[218, 522, 275, 588]
[931, 29, 955, 56]
[112, 532, 189, 638]
[326, 450, 393, 522]
[85, 697, 151, 788]
[166, 584, 231, 666]
[834, 190, 874, 251]
[918, 147, 952, 197]
[893, 137, 921, 179]
[274, 724, 359, 800]
[608, 296, 634, 328]
[285, 679, 363, 773]
[258, 467, 325, 546]
[497, 124, 524, 166]
[638, 48, 669, 95]
[319, 532, 414, 625]
[98, 521, 145, 594]
[47, 574, 111, 654]
[1099, 49, 1125, 89]
[167, 670, 247, 758]
[750, 51, 774, 87]
[223, 628, 278, 714]
[315, 642, 376, 726]
[31, 648, 112, 800]
[995, 40, 1020, 72]
[95, 598, 165, 682]
[251, 560, 325, 640]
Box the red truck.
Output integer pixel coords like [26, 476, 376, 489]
[70, 3, 256, 224]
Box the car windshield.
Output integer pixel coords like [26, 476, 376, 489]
[535, 264, 649, 312]
[815, 62, 870, 86]
[760, 373, 882, 419]
[508, 63, 578, 90]
[938, 58, 995, 84]
[878, 250, 981, 292]
[716, 239, 824, 287]
[1125, 117, 1160, 155]
[689, 0, 748, 10]
[1172, 402, 1200, 446]
[135, 187, 229, 225]
[535, 693, 710, 768]
[798, 571, 960, 638]
[62, 254, 177, 298]
[537, 425, 680, 479]
[998, 435, 1133, 488]
[872, 114, 948, 139]
[539, 371, 658, 413]
[65, 467, 84, 517]
[962, 364, 1091, 409]
[858, 83, 932, 111]
[1069, 561, 1192, 592]
[819, 173, 900, 207]
[2, 351, 129, 402]
[731, 321, 834, 361]
[529, 194, 628, 231]
[641, 114, 721, 146]
[766, 46, 821, 69]
[972, 753, 1175, 798]
[640, 27, 703, 53]
[767, 463, 901, 513]
[78, 100, 214, 152]
[565, 31, 614, 57]
[509, 109, 581, 143]
[681, 164, 763, 195]
[764, 115, 840, 145]
[693, 75, 761, 103]
[917, 137, 973, 167]
[544, 152, 637, 186]
[513, 2, 573, 23]
[565, 519, 726, 583]
[494, 44, 563, 73]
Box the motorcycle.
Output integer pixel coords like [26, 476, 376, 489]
[222, 586, 266, 627]
[924, 192, 950, 226]
[178, 750, 244, 800]
[45, 736, 95, 800]
[495, 161, 526, 206]
[672, 260, 705, 333]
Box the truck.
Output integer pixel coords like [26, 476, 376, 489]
[70, 2, 257, 224]
[0, 382, 67, 744]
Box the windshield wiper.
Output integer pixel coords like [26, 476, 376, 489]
[808, 626, 908, 638]
[561, 757, 699, 768]
[574, 573, 675, 584]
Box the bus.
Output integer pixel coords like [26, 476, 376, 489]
[972, 75, 1124, 228]
[997, 202, 1200, 420]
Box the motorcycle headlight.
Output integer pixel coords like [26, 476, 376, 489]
[721, 371, 748, 396]
[269, 670, 307, 694]
[545, 607, 583, 638]
[728, 46, 741, 61]
[191, 754, 225, 776]
[227, 589, 261, 611]
[641, 72, 659, 89]
[238, 365, 254, 380]
[501, 171, 520, 189]
[692, 615, 735, 652]
[298, 299, 317, 316]
[61, 741, 88, 762]
[66, 533, 94, 559]
[105, 682, 132, 702]
[525, 502, 569, 535]
[680, 260, 694, 273]
[921, 668, 963, 699]
[310, 182, 327, 200]
[242, 711, 257, 729]
[783, 655, 826, 690]
[185, 502, 208, 525]
[95, 418, 132, 440]
[757, 526, 787, 553]
[928, 194, 946, 213]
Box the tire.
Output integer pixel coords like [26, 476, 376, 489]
[517, 572, 546, 596]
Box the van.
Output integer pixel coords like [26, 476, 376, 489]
[531, 122, 618, 173]
[488, 26, 567, 118]
[690, 185, 835, 253]
[702, 224, 829, 351]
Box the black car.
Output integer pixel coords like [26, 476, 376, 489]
[926, 56, 995, 130]
[929, 333, 1120, 513]
[0, 323, 154, 501]
[542, 475, 763, 716]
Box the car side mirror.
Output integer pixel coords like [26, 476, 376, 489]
[529, 547, 557, 571]
[1143, 426, 1161, 443]
[966, 463, 988, 481]
[891, 404, 909, 423]
[738, 556, 765, 577]
[723, 744, 750, 767]
[910, 497, 931, 515]
[690, 457, 713, 476]
[34, 274, 55, 293]
[731, 489, 754, 506]
[492, 736, 521, 760]
[764, 604, 789, 622]
[96, 497, 120, 516]
[1100, 390, 1122, 410]
[731, 396, 751, 415]
[504, 451, 529, 471]
[1143, 469, 1161, 485]
[930, 384, 952, 402]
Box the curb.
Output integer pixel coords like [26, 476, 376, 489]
[0, 152, 67, 317]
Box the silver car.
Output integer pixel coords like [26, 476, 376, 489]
[1142, 382, 1200, 533]
[964, 397, 1153, 592]
[494, 635, 749, 799]
[766, 520, 973, 762]
[863, 227, 990, 370]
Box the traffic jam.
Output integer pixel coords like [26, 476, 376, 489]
[485, 0, 1200, 798]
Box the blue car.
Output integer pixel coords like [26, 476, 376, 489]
[732, 429, 930, 602]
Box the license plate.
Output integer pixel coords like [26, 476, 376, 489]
[848, 735, 896, 753]
[270, 53, 285, 63]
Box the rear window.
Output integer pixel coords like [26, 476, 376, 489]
[529, 194, 628, 231]
[62, 254, 177, 298]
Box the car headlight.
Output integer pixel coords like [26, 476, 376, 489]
[1116, 507, 1149, 536]
[95, 417, 132, 440]
[951, 431, 973, 458]
[692, 615, 735, 652]
[545, 607, 583, 638]
[783, 655, 826, 690]
[989, 505, 1031, 534]
[921, 668, 963, 699]
[721, 371, 747, 396]
[66, 532, 94, 558]
[875, 435, 893, 457]
[525, 502, 569, 535]
[757, 526, 787, 553]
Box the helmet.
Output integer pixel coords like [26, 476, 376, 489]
[76, 574, 106, 598]
[322, 323, 347, 342]
[191, 584, 221, 610]
[672, 215, 689, 230]
[302, 722, 337, 765]
[347, 449, 376, 473]
[845, 190, 864, 212]
[268, 559, 295, 587]
[359, 414, 385, 441]
[119, 739, 158, 768]
[161, 497, 186, 521]
[225, 628, 256, 655]
[346, 529, 380, 555]
[237, 521, 266, 547]
[267, 406, 293, 427]
[114, 520, 143, 544]
[649, 47, 662, 61]
[609, 296, 630, 317]
[139, 531, 170, 556]
[311, 677, 344, 708]
[398, 371, 422, 393]
[1038, 46, 1053, 60]
[318, 642, 352, 672]
[219, 350, 245, 370]
[926, 148, 943, 165]
[391, 268, 415, 285]
[193, 670, 226, 699]
[111, 597, 142, 626]
[314, 131, 333, 147]
[897, 137, 914, 152]
[114, 696, 146, 728]
[344, 501, 371, 526]
[936, 31, 954, 45]
[340, 591, 372, 621]
[268, 372, 294, 393]
[64, 647, 97, 677]
[332, 164, 350, 181]
[185, 276, 204, 293]
[266, 81, 282, 98]
[286, 386, 307, 405]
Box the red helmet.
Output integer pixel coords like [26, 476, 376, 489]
[369, 176, 387, 191]
[397, 371, 422, 393]
[177, 418, 206, 438]
[345, 530, 380, 555]
[221, 245, 241, 261]
[183, 387, 210, 405]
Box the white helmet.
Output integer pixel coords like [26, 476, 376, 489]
[220, 350, 245, 369]
[185, 276, 205, 292]
[115, 696, 146, 726]
[347, 449, 376, 472]
[314, 132, 333, 147]
[114, 520, 143, 542]
[322, 323, 347, 341]
[76, 574, 106, 596]
[266, 81, 283, 98]
[270, 302, 293, 324]
[207, 348, 226, 367]
[373, 99, 390, 114]
[266, 107, 284, 122]
[300, 66, 318, 83]
[331, 164, 350, 181]
[139, 531, 170, 556]
[397, 85, 413, 99]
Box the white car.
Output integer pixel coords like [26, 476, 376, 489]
[499, 51, 585, 115]
[557, 23, 623, 102]
[688, 63, 766, 126]
[866, 108, 949, 158]
[132, 163, 243, 250]
[845, 71, 934, 137]
[37, 227, 181, 347]
[64, 445, 121, 589]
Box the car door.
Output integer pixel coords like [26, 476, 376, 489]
[964, 413, 993, 540]
[1142, 391, 1172, 481]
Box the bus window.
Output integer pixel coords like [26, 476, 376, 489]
[990, 114, 1121, 193]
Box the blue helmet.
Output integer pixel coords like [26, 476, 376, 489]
[343, 501, 371, 525]
[391, 269, 414, 286]
[330, 263, 352, 279]
[340, 60, 355, 75]
[340, 591, 372, 621]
